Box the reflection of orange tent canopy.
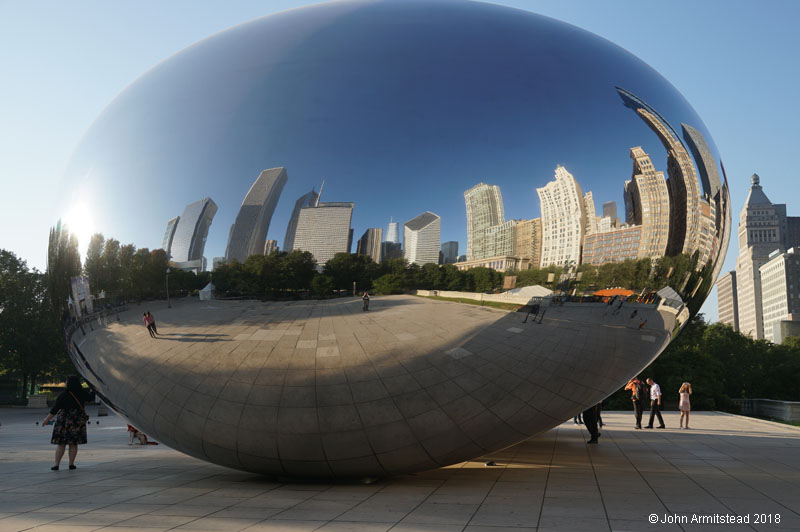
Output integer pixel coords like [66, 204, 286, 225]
[593, 288, 635, 297]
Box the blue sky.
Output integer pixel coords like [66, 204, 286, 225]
[2, 0, 799, 322]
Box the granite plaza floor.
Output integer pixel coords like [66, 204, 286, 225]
[1, 408, 799, 532]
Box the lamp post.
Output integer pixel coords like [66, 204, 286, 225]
[166, 267, 171, 308]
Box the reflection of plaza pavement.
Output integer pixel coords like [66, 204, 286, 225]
[71, 296, 674, 478]
[1, 409, 798, 531]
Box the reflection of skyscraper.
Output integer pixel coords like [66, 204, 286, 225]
[264, 240, 278, 256]
[716, 271, 738, 332]
[464, 183, 504, 260]
[602, 201, 619, 227]
[626, 147, 670, 260]
[386, 218, 400, 244]
[583, 192, 598, 236]
[404, 211, 441, 266]
[292, 202, 353, 269]
[161, 216, 179, 259]
[380, 242, 402, 262]
[513, 218, 542, 268]
[284, 188, 319, 252]
[225, 167, 288, 263]
[357, 228, 383, 263]
[583, 225, 643, 265]
[537, 166, 585, 268]
[483, 220, 516, 258]
[736, 174, 786, 339]
[617, 87, 702, 259]
[170, 197, 218, 267]
[441, 241, 459, 264]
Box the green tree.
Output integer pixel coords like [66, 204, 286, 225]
[311, 274, 334, 297]
[84, 233, 105, 291]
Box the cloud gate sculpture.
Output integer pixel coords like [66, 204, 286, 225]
[61, 0, 729, 478]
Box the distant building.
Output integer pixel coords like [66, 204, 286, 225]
[454, 255, 531, 272]
[602, 201, 619, 228]
[760, 248, 800, 341]
[457, 255, 467, 263]
[284, 188, 319, 252]
[161, 216, 180, 259]
[625, 147, 670, 260]
[404, 211, 440, 266]
[464, 183, 504, 260]
[264, 240, 278, 256]
[736, 174, 786, 339]
[537, 166, 586, 268]
[212, 257, 226, 271]
[716, 270, 739, 332]
[386, 218, 400, 244]
[225, 167, 288, 263]
[380, 242, 402, 262]
[583, 192, 598, 236]
[483, 220, 516, 258]
[513, 218, 542, 268]
[169, 197, 218, 271]
[357, 228, 383, 263]
[292, 202, 353, 269]
[582, 224, 643, 265]
[441, 241, 459, 264]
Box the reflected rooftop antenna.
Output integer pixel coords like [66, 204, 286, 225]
[316, 180, 325, 206]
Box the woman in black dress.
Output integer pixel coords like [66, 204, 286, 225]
[42, 376, 95, 470]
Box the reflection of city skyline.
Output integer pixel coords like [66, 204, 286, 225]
[159, 87, 725, 283]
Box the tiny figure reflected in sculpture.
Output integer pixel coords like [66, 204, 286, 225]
[127, 425, 159, 445]
[42, 376, 95, 470]
[143, 312, 155, 338]
[638, 318, 648, 329]
[147, 311, 158, 335]
[679, 382, 692, 429]
[573, 412, 582, 424]
[583, 403, 601, 444]
[645, 377, 665, 429]
[362, 292, 370, 311]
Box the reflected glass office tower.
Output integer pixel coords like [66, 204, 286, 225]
[161, 216, 179, 259]
[583, 191, 598, 236]
[441, 241, 459, 264]
[264, 240, 278, 256]
[538, 166, 585, 267]
[284, 188, 319, 252]
[225, 167, 288, 263]
[602, 201, 618, 226]
[404, 211, 441, 266]
[357, 228, 383, 263]
[292, 202, 353, 268]
[464, 183, 504, 260]
[386, 219, 400, 244]
[169, 198, 218, 268]
[716, 270, 739, 332]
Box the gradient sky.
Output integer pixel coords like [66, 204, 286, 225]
[2, 0, 799, 322]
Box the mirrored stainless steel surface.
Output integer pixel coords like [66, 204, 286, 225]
[61, 0, 729, 478]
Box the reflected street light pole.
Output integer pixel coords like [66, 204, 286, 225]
[166, 267, 171, 308]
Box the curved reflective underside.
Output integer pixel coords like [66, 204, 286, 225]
[61, 0, 729, 478]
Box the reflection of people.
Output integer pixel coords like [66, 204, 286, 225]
[638, 319, 648, 329]
[147, 312, 158, 335]
[42, 376, 95, 470]
[362, 292, 370, 311]
[143, 312, 155, 338]
[573, 412, 582, 424]
[679, 382, 692, 429]
[645, 378, 665, 429]
[583, 404, 601, 444]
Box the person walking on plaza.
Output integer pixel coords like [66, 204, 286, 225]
[362, 292, 370, 311]
[147, 311, 159, 335]
[143, 312, 155, 338]
[583, 403, 601, 444]
[626, 377, 647, 429]
[679, 382, 692, 429]
[42, 376, 95, 470]
[645, 377, 665, 428]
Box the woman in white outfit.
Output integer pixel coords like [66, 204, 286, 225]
[678, 382, 692, 429]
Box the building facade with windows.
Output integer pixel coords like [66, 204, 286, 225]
[356, 228, 383, 263]
[582, 224, 643, 265]
[464, 183, 504, 260]
[169, 197, 218, 270]
[292, 202, 353, 269]
[404, 211, 440, 266]
[537, 166, 586, 268]
[759, 248, 800, 341]
[716, 270, 739, 332]
[225, 167, 288, 263]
